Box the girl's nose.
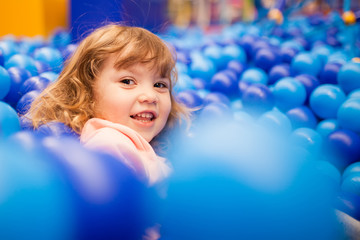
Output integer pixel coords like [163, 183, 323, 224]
[138, 91, 158, 104]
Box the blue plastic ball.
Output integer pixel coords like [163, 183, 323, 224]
[199, 102, 232, 120]
[343, 162, 360, 180]
[348, 89, 360, 99]
[268, 64, 290, 85]
[203, 44, 226, 70]
[189, 57, 216, 82]
[286, 106, 318, 129]
[294, 74, 320, 104]
[316, 119, 339, 138]
[238, 35, 257, 59]
[210, 70, 238, 97]
[319, 62, 342, 85]
[16, 90, 40, 115]
[49, 28, 72, 49]
[4, 54, 37, 76]
[222, 44, 247, 64]
[337, 61, 360, 94]
[0, 66, 11, 100]
[335, 192, 360, 221]
[33, 47, 63, 73]
[176, 90, 203, 108]
[34, 60, 51, 74]
[341, 174, 360, 196]
[290, 128, 323, 154]
[41, 136, 152, 239]
[309, 84, 346, 119]
[254, 47, 280, 72]
[0, 101, 21, 137]
[226, 60, 246, 78]
[174, 73, 195, 92]
[40, 71, 59, 82]
[326, 129, 360, 170]
[0, 49, 4, 66]
[280, 47, 299, 64]
[272, 77, 306, 112]
[240, 67, 268, 85]
[203, 92, 231, 106]
[4, 67, 32, 106]
[242, 83, 275, 116]
[19, 76, 51, 96]
[291, 52, 322, 77]
[337, 98, 360, 133]
[0, 40, 18, 61]
[257, 110, 292, 135]
[0, 141, 73, 240]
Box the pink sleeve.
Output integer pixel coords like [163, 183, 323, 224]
[81, 127, 148, 179]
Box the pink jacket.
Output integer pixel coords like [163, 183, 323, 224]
[80, 118, 172, 186]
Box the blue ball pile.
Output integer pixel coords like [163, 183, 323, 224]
[0, 11, 360, 238]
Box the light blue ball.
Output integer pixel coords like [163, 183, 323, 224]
[240, 67, 268, 85]
[343, 162, 360, 180]
[290, 127, 323, 154]
[348, 89, 360, 99]
[337, 61, 360, 94]
[316, 119, 339, 138]
[291, 52, 322, 77]
[257, 109, 292, 135]
[33, 47, 63, 73]
[310, 84, 346, 119]
[0, 41, 19, 61]
[272, 77, 306, 112]
[222, 44, 247, 64]
[337, 98, 360, 133]
[341, 174, 360, 196]
[0, 101, 20, 138]
[5, 54, 38, 76]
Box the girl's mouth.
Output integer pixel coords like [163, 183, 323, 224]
[130, 112, 155, 122]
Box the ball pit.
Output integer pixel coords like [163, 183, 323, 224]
[1, 3, 360, 239]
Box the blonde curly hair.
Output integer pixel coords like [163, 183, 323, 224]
[28, 24, 190, 140]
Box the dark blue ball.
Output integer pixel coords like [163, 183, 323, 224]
[16, 90, 40, 115]
[19, 76, 51, 96]
[319, 62, 342, 85]
[238, 35, 257, 60]
[280, 47, 299, 64]
[335, 192, 360, 221]
[210, 70, 238, 98]
[35, 60, 51, 74]
[286, 106, 318, 129]
[4, 67, 32, 107]
[268, 64, 290, 85]
[242, 83, 275, 116]
[326, 129, 360, 171]
[254, 47, 281, 72]
[0, 49, 4, 66]
[176, 90, 203, 108]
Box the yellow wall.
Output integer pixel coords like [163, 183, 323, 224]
[0, 0, 67, 37]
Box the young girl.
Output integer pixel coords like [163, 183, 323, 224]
[28, 24, 191, 186]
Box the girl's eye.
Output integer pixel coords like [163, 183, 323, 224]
[154, 82, 168, 89]
[120, 79, 135, 85]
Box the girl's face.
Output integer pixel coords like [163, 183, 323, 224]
[93, 54, 172, 142]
